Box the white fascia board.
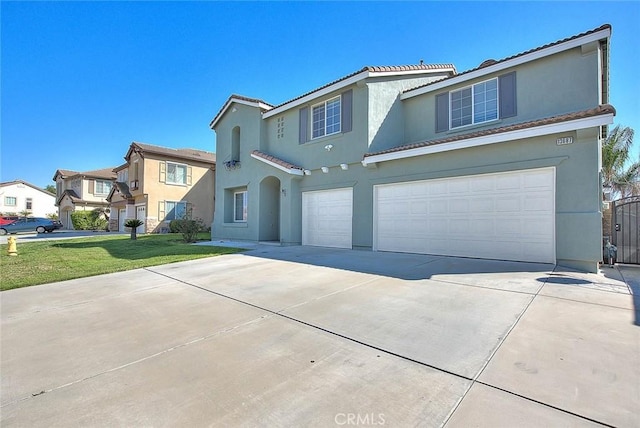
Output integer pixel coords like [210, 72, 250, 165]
[362, 113, 614, 166]
[262, 67, 457, 119]
[263, 71, 369, 118]
[251, 153, 304, 176]
[401, 28, 611, 100]
[210, 98, 273, 129]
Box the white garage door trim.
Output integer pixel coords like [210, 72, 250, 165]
[373, 167, 555, 263]
[302, 187, 353, 249]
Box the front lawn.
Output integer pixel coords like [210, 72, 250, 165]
[0, 234, 244, 291]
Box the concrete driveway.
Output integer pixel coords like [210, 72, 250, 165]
[1, 245, 638, 427]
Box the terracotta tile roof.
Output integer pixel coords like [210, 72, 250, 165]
[404, 24, 611, 94]
[53, 168, 116, 181]
[270, 64, 457, 111]
[251, 150, 304, 171]
[81, 168, 118, 180]
[364, 104, 616, 158]
[128, 142, 216, 164]
[209, 94, 274, 129]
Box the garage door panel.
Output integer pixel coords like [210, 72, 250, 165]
[374, 168, 555, 263]
[302, 188, 353, 249]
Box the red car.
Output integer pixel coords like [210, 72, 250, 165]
[0, 216, 19, 226]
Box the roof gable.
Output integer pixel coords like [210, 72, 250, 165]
[125, 142, 216, 164]
[402, 24, 611, 99]
[0, 180, 56, 197]
[209, 95, 274, 129]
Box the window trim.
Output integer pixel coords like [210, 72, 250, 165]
[311, 95, 341, 140]
[166, 161, 188, 186]
[164, 200, 187, 221]
[233, 191, 248, 223]
[449, 77, 499, 130]
[94, 179, 112, 196]
[4, 196, 17, 206]
[25, 198, 33, 210]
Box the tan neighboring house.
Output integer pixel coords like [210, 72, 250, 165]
[107, 142, 216, 234]
[53, 168, 117, 229]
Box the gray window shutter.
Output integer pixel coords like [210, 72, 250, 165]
[299, 107, 309, 144]
[341, 89, 353, 133]
[499, 72, 517, 118]
[435, 92, 449, 133]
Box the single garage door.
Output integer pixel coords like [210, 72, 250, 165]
[374, 168, 555, 263]
[302, 188, 353, 249]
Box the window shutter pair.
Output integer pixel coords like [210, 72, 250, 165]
[186, 167, 192, 185]
[435, 71, 517, 133]
[298, 89, 353, 143]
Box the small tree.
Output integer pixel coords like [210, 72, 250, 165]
[46, 213, 59, 220]
[19, 210, 31, 218]
[602, 125, 639, 200]
[124, 219, 144, 240]
[44, 185, 56, 195]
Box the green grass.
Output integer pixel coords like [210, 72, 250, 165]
[0, 233, 244, 291]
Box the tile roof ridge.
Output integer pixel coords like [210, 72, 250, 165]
[251, 150, 304, 170]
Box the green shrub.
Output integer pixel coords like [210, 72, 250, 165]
[70, 211, 108, 231]
[170, 218, 205, 243]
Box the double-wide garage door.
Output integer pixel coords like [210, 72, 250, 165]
[374, 168, 555, 263]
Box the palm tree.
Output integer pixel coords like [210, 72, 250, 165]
[602, 125, 640, 200]
[124, 219, 144, 240]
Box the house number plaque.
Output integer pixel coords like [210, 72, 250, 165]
[556, 136, 574, 145]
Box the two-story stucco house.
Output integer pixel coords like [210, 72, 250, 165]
[0, 180, 57, 217]
[107, 142, 216, 233]
[53, 168, 117, 229]
[210, 24, 614, 273]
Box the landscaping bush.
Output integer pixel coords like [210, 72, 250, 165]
[70, 211, 108, 231]
[169, 218, 205, 243]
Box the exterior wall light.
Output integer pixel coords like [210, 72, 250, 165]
[321, 167, 329, 173]
[303, 169, 312, 175]
[340, 163, 348, 170]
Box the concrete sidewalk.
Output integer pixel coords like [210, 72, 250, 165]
[1, 246, 638, 427]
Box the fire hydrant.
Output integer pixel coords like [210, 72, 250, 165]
[7, 236, 17, 256]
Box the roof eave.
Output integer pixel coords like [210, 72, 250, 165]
[362, 112, 614, 166]
[401, 26, 612, 100]
[263, 68, 456, 119]
[210, 97, 273, 129]
[250, 152, 304, 176]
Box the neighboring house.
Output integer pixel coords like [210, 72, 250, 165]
[210, 24, 614, 273]
[107, 142, 216, 234]
[0, 180, 57, 217]
[52, 168, 117, 229]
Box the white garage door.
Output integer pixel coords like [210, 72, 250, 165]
[302, 188, 353, 249]
[374, 168, 555, 263]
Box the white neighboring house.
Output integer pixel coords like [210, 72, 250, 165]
[0, 180, 57, 217]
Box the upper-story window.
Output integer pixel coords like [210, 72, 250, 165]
[117, 169, 128, 183]
[450, 78, 498, 129]
[167, 162, 187, 185]
[95, 180, 112, 195]
[436, 72, 516, 133]
[312, 96, 341, 139]
[4, 196, 16, 206]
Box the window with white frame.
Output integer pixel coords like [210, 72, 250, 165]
[117, 169, 128, 183]
[25, 198, 33, 210]
[165, 201, 187, 220]
[312, 96, 341, 139]
[167, 162, 187, 185]
[450, 78, 498, 128]
[95, 180, 112, 195]
[234, 191, 247, 222]
[4, 196, 16, 206]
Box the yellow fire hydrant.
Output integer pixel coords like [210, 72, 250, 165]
[7, 236, 17, 256]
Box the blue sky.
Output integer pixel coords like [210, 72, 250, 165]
[2, 1, 639, 189]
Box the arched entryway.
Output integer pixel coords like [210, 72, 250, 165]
[259, 176, 280, 242]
